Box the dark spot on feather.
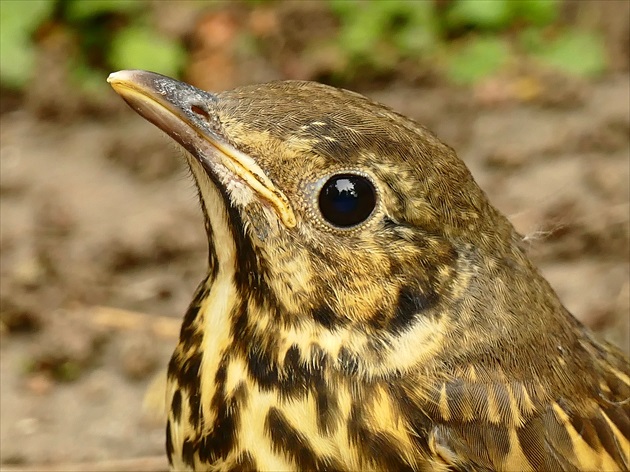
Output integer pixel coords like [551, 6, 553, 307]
[246, 343, 278, 390]
[347, 403, 414, 471]
[204, 229, 218, 284]
[181, 438, 195, 468]
[166, 420, 174, 465]
[167, 354, 178, 382]
[312, 304, 345, 329]
[283, 343, 301, 367]
[188, 393, 201, 430]
[171, 390, 182, 423]
[231, 301, 252, 343]
[207, 242, 218, 282]
[234, 305, 306, 397]
[338, 347, 359, 375]
[176, 280, 208, 354]
[214, 356, 229, 385]
[265, 407, 340, 471]
[279, 344, 310, 399]
[215, 187, 274, 310]
[385, 285, 439, 334]
[196, 195, 218, 282]
[182, 331, 203, 357]
[347, 403, 364, 442]
[197, 360, 242, 463]
[231, 302, 278, 391]
[225, 201, 278, 311]
[315, 374, 339, 436]
[247, 342, 316, 399]
[233, 381, 250, 406]
[175, 351, 202, 429]
[228, 450, 257, 471]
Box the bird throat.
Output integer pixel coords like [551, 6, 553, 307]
[165, 158, 257, 469]
[168, 149, 343, 470]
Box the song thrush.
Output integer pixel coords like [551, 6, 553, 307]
[108, 70, 629, 472]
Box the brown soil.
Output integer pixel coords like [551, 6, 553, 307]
[1, 66, 628, 469]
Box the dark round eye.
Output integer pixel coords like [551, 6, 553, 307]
[318, 174, 377, 228]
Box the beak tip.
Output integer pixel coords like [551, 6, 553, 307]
[107, 70, 124, 85]
[107, 69, 146, 86]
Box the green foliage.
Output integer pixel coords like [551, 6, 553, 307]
[0, 0, 612, 93]
[330, 0, 439, 68]
[528, 30, 607, 78]
[0, 0, 185, 92]
[513, 0, 559, 26]
[447, 36, 511, 85]
[64, 0, 185, 86]
[0, 0, 55, 88]
[445, 0, 559, 30]
[109, 25, 185, 77]
[330, 0, 604, 85]
[64, 0, 141, 21]
[445, 0, 514, 31]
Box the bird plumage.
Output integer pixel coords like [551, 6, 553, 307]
[108, 70, 629, 471]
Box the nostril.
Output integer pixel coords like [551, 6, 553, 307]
[191, 104, 210, 120]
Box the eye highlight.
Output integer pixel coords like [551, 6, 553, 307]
[317, 173, 377, 228]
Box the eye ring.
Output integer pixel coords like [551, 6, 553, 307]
[316, 172, 378, 229]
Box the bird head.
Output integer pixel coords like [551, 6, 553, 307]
[108, 71, 569, 378]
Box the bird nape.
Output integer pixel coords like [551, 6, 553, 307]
[108, 70, 629, 472]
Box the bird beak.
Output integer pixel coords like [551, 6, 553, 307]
[107, 70, 296, 228]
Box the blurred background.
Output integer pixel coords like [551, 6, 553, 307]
[1, 0, 628, 469]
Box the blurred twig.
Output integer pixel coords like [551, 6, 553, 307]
[89, 305, 180, 339]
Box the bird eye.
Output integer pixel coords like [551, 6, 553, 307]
[318, 174, 377, 228]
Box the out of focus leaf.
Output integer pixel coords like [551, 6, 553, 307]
[533, 31, 606, 77]
[514, 0, 559, 26]
[328, 0, 361, 17]
[0, 0, 55, 87]
[109, 26, 185, 77]
[333, 0, 439, 67]
[337, 3, 388, 57]
[446, 0, 512, 30]
[65, 0, 142, 21]
[519, 27, 546, 53]
[71, 60, 109, 96]
[446, 36, 510, 85]
[394, 2, 439, 55]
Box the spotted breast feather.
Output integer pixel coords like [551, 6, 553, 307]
[108, 70, 629, 472]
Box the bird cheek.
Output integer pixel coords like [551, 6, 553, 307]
[244, 202, 291, 243]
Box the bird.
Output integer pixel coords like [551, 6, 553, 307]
[107, 70, 629, 472]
